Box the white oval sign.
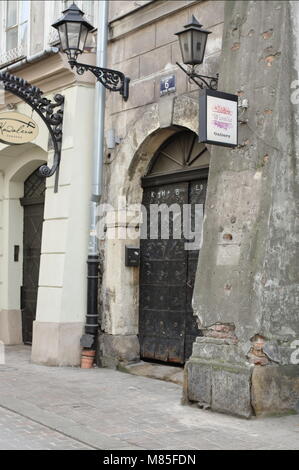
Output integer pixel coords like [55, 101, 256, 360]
[0, 112, 39, 145]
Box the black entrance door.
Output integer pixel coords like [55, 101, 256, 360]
[139, 130, 209, 364]
[21, 169, 45, 344]
[139, 176, 208, 364]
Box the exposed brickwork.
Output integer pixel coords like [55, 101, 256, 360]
[262, 29, 273, 40]
[247, 335, 269, 366]
[203, 323, 238, 343]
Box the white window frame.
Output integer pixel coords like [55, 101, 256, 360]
[44, 1, 63, 48]
[0, 0, 31, 65]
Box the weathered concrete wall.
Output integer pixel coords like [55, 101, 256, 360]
[194, 0, 299, 358]
[98, 0, 224, 366]
[98, 95, 203, 367]
[185, 0, 299, 417]
[105, 0, 224, 142]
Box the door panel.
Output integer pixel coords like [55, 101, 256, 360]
[21, 170, 45, 345]
[139, 182, 188, 363]
[139, 177, 208, 364]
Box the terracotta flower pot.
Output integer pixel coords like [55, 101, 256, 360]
[82, 349, 96, 358]
[80, 349, 96, 368]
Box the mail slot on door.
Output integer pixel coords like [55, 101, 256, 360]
[125, 246, 140, 267]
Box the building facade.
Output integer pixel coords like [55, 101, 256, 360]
[0, 0, 98, 364]
[0, 0, 298, 419]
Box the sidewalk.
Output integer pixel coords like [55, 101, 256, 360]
[0, 345, 298, 450]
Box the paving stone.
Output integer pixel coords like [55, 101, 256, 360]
[0, 345, 298, 450]
[0, 407, 93, 450]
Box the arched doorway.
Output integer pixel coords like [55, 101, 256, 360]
[139, 130, 209, 364]
[20, 168, 45, 344]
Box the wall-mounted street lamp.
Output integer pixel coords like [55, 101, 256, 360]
[175, 16, 218, 90]
[52, 2, 130, 100]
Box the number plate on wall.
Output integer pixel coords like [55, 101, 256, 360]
[160, 75, 176, 96]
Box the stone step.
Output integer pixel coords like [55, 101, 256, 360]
[118, 361, 184, 385]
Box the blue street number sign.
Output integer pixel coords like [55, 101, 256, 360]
[160, 75, 176, 96]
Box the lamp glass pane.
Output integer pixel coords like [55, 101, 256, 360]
[178, 30, 192, 65]
[78, 24, 89, 52]
[66, 21, 81, 49]
[192, 30, 207, 64]
[58, 23, 68, 50]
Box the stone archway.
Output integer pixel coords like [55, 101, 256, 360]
[98, 94, 207, 367]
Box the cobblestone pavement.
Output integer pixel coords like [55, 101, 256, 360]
[0, 345, 298, 450]
[0, 407, 93, 450]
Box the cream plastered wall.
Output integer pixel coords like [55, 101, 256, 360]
[0, 83, 95, 365]
[0, 98, 49, 345]
[32, 83, 95, 366]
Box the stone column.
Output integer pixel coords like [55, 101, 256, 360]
[31, 85, 94, 366]
[98, 217, 140, 368]
[184, 0, 299, 417]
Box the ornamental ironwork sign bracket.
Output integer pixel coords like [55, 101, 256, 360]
[68, 59, 130, 101]
[176, 62, 219, 90]
[0, 71, 64, 193]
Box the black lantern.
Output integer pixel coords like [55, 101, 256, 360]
[175, 16, 218, 90]
[175, 15, 211, 66]
[52, 2, 130, 100]
[52, 3, 94, 62]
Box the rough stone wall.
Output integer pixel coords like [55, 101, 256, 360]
[193, 0, 299, 363]
[105, 0, 224, 146]
[185, 0, 299, 417]
[97, 0, 225, 365]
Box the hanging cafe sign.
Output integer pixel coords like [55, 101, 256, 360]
[199, 89, 238, 148]
[0, 111, 39, 145]
[0, 71, 64, 192]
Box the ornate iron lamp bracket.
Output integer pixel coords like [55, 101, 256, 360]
[0, 71, 64, 192]
[176, 62, 219, 90]
[69, 59, 130, 101]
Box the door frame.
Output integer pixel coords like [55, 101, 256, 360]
[141, 168, 209, 188]
[139, 166, 209, 364]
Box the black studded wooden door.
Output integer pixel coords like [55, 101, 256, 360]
[139, 130, 209, 364]
[21, 169, 45, 344]
[139, 177, 207, 364]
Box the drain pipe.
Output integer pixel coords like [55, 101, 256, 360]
[80, 0, 108, 367]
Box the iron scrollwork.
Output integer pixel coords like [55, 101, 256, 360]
[68, 59, 130, 101]
[176, 62, 219, 90]
[0, 71, 64, 192]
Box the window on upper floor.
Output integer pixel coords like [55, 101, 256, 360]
[2, 0, 30, 62]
